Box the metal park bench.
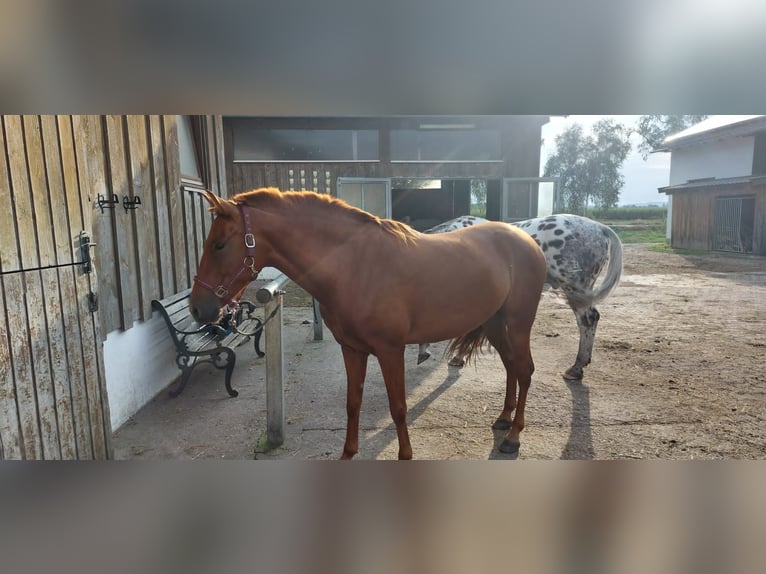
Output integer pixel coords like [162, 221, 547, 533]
[151, 288, 265, 398]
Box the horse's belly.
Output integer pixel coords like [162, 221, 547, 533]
[403, 292, 502, 344]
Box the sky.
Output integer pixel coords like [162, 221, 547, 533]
[540, 115, 672, 206]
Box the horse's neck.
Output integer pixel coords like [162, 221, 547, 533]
[252, 196, 361, 298]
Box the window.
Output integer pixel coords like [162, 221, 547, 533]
[390, 129, 501, 162]
[337, 179, 390, 218]
[502, 178, 559, 221]
[178, 115, 208, 191]
[233, 128, 379, 162]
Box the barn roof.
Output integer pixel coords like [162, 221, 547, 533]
[657, 174, 766, 194]
[658, 115, 766, 151]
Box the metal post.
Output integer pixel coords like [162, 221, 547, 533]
[256, 274, 290, 448]
[312, 297, 323, 341]
[264, 294, 284, 447]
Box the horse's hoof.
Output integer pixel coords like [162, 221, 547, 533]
[498, 438, 520, 454]
[492, 418, 512, 431]
[448, 356, 465, 367]
[417, 352, 431, 365]
[563, 366, 583, 381]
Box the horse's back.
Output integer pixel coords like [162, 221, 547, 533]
[431, 220, 547, 310]
[396, 221, 546, 343]
[452, 221, 546, 278]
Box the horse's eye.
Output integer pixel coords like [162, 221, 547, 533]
[214, 241, 226, 251]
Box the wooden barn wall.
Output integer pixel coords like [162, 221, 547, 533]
[757, 185, 766, 255]
[0, 114, 225, 459]
[223, 116, 547, 196]
[0, 115, 110, 459]
[92, 115, 224, 335]
[500, 117, 546, 178]
[669, 183, 766, 254]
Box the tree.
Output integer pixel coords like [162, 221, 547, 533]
[635, 115, 708, 159]
[470, 179, 486, 209]
[544, 120, 632, 213]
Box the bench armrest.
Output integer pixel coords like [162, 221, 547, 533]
[231, 317, 264, 337]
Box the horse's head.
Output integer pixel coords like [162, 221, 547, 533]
[189, 191, 261, 324]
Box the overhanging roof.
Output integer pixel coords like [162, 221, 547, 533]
[657, 115, 766, 151]
[658, 174, 766, 194]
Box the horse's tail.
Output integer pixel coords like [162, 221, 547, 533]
[445, 325, 490, 366]
[567, 222, 623, 309]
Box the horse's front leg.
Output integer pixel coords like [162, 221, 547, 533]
[340, 345, 369, 460]
[377, 346, 412, 460]
[564, 306, 600, 381]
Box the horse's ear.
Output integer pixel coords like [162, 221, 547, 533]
[199, 190, 236, 218]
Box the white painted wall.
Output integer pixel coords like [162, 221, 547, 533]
[104, 315, 180, 430]
[666, 195, 672, 240]
[669, 136, 754, 185]
[104, 264, 283, 430]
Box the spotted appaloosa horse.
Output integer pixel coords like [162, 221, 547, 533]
[418, 214, 623, 380]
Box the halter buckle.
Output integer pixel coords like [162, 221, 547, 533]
[244, 233, 256, 249]
[214, 285, 229, 299]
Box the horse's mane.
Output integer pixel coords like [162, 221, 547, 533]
[231, 187, 420, 244]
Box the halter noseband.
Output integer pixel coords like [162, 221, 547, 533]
[194, 204, 260, 305]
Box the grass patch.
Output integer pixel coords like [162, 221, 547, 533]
[610, 225, 666, 244]
[585, 206, 668, 244]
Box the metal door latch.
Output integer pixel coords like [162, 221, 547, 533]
[87, 292, 98, 313]
[78, 232, 97, 274]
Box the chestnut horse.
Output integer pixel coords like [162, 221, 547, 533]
[189, 188, 547, 459]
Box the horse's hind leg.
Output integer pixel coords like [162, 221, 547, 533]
[416, 343, 464, 367]
[484, 313, 535, 454]
[417, 343, 431, 364]
[502, 333, 534, 454]
[340, 345, 369, 460]
[483, 315, 517, 429]
[564, 306, 600, 381]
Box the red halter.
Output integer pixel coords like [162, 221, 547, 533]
[193, 204, 260, 305]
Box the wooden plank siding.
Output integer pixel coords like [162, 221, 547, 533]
[1, 115, 111, 459]
[72, 115, 111, 459]
[90, 114, 223, 331]
[60, 116, 99, 457]
[669, 182, 766, 255]
[148, 116, 175, 298]
[0, 117, 24, 459]
[126, 115, 161, 320]
[4, 115, 45, 459]
[104, 115, 141, 328]
[0, 114, 225, 459]
[40, 115, 80, 459]
[22, 116, 62, 459]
